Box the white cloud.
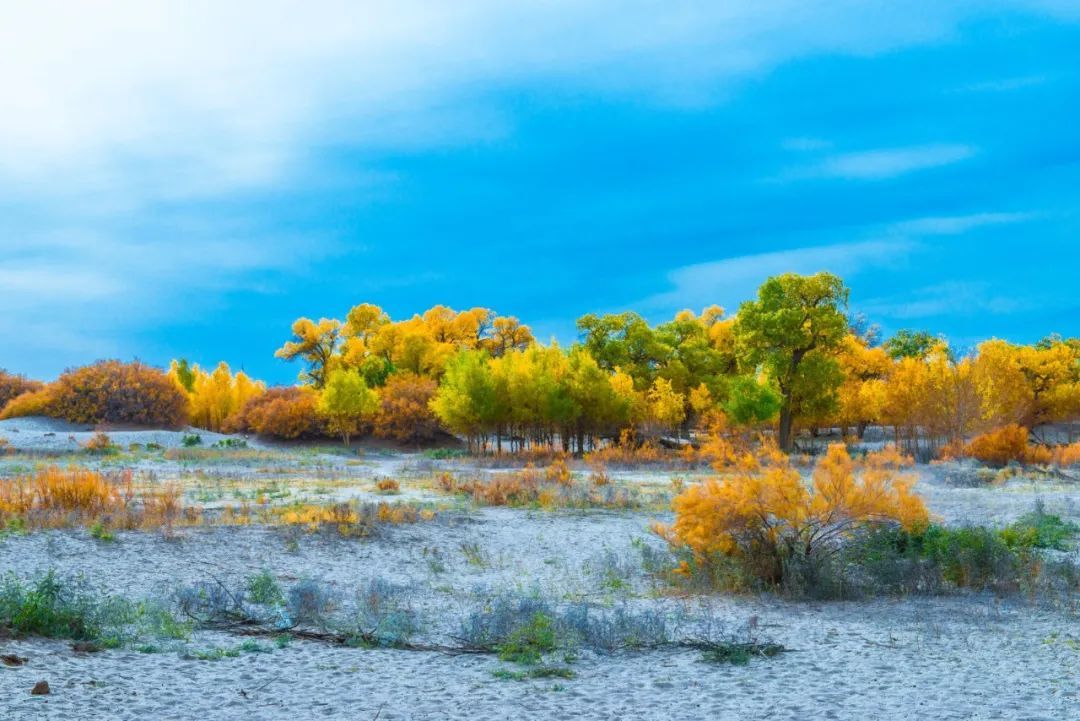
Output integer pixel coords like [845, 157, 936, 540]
[777, 144, 978, 182]
[0, 1, 1070, 198]
[890, 211, 1035, 235]
[860, 281, 1035, 319]
[641, 239, 913, 313]
[638, 210, 1038, 313]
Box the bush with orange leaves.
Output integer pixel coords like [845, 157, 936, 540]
[1053, 441, 1080, 467]
[0, 369, 43, 411]
[655, 444, 928, 591]
[53, 360, 188, 426]
[231, 386, 325, 439]
[961, 425, 1033, 466]
[953, 425, 1080, 467]
[373, 372, 440, 443]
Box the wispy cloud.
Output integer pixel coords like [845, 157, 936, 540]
[776, 144, 978, 182]
[859, 281, 1037, 320]
[641, 239, 914, 313]
[639, 210, 1038, 314]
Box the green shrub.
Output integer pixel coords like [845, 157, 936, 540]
[498, 611, 558, 664]
[1001, 505, 1078, 551]
[246, 570, 284, 606]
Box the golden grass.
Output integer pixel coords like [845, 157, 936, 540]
[435, 463, 639, 510]
[0, 465, 433, 535]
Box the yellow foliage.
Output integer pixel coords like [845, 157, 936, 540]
[172, 361, 265, 432]
[657, 444, 928, 585]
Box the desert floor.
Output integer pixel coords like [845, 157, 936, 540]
[1, 418, 1078, 721]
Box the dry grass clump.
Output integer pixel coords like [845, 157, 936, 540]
[436, 463, 639, 510]
[374, 478, 401, 494]
[270, 501, 433, 536]
[0, 466, 188, 532]
[584, 432, 685, 468]
[0, 467, 433, 537]
[83, 431, 118, 454]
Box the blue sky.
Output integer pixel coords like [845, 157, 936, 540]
[2, 1, 1078, 384]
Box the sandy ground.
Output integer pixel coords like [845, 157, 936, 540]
[2, 436, 1079, 720]
[0, 416, 258, 452]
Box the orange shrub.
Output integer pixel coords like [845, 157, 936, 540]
[373, 372, 440, 443]
[1052, 441, 1080, 467]
[232, 387, 324, 439]
[83, 431, 117, 453]
[375, 477, 401, 494]
[22, 360, 189, 427]
[0, 386, 57, 420]
[0, 369, 43, 410]
[656, 444, 928, 588]
[963, 425, 1032, 466]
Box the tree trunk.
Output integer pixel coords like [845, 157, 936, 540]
[778, 401, 794, 452]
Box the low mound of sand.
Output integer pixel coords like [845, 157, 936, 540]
[0, 416, 254, 451]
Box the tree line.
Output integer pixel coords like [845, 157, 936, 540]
[2, 272, 1078, 454]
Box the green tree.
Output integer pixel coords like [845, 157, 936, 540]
[884, 329, 939, 360]
[734, 273, 849, 451]
[722, 375, 781, 426]
[318, 368, 378, 445]
[430, 350, 500, 453]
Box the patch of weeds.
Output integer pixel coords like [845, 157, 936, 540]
[89, 521, 115, 542]
[348, 579, 420, 648]
[497, 612, 557, 664]
[274, 634, 291, 649]
[191, 646, 241, 661]
[700, 641, 785, 665]
[460, 542, 488, 568]
[238, 639, 271, 654]
[247, 570, 284, 606]
[1001, 502, 1079, 551]
[492, 666, 575, 681]
[181, 433, 203, 447]
[0, 572, 102, 640]
[423, 448, 468, 460]
[286, 579, 336, 627]
[1, 517, 29, 537]
[214, 438, 248, 449]
[136, 644, 160, 654]
[424, 547, 446, 575]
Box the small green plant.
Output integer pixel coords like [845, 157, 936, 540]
[492, 666, 575, 681]
[1001, 504, 1079, 551]
[191, 646, 241, 661]
[247, 570, 284, 606]
[422, 448, 468, 460]
[181, 433, 203, 447]
[498, 612, 557, 665]
[89, 521, 115, 542]
[214, 438, 248, 449]
[238, 639, 270, 654]
[700, 641, 786, 665]
[460, 542, 488, 568]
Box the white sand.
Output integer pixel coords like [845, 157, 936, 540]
[1, 452, 1079, 720]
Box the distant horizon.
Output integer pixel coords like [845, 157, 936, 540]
[4, 2, 1079, 383]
